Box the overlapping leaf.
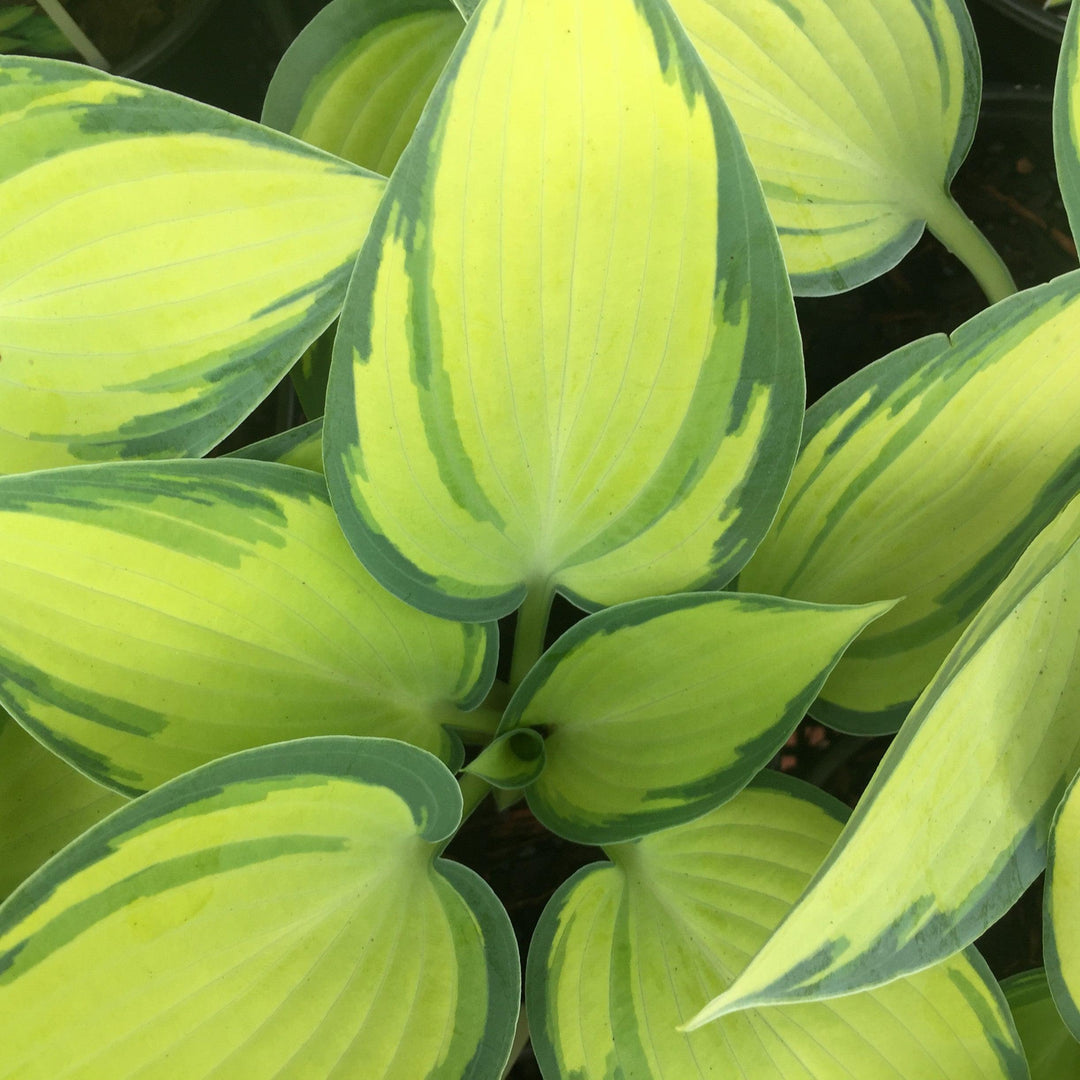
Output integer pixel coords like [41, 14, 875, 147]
[1055, 0, 1080, 240]
[1003, 969, 1080, 1077]
[0, 737, 519, 1080]
[0, 460, 496, 795]
[324, 0, 803, 621]
[0, 58, 383, 475]
[0, 716, 125, 901]
[663, 0, 1012, 298]
[498, 591, 890, 843]
[529, 773, 1025, 1080]
[263, 0, 461, 176]
[687, 494, 1080, 1024]
[1045, 769, 1080, 1042]
[741, 273, 1080, 734]
[228, 418, 325, 474]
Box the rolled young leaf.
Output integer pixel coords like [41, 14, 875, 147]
[0, 737, 520, 1080]
[0, 58, 384, 475]
[1055, 0, 1080, 242]
[0, 459, 496, 795]
[664, 0, 1014, 299]
[740, 272, 1080, 734]
[685, 493, 1080, 1025]
[324, 0, 804, 621]
[1045, 769, 1080, 1042]
[1002, 969, 1080, 1078]
[262, 0, 462, 176]
[499, 591, 892, 843]
[0, 716, 126, 902]
[529, 772, 1026, 1080]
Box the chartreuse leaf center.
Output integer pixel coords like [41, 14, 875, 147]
[0, 737, 519, 1080]
[323, 0, 803, 622]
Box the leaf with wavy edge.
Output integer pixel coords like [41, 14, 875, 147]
[0, 460, 496, 795]
[0, 737, 519, 1080]
[740, 272, 1080, 735]
[687, 493, 1080, 1025]
[499, 591, 891, 843]
[324, 0, 803, 622]
[529, 772, 1025, 1080]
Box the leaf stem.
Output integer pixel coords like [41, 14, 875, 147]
[923, 192, 1016, 305]
[36, 0, 110, 68]
[509, 582, 554, 691]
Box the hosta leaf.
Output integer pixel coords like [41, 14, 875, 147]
[664, 0, 1014, 298]
[740, 273, 1080, 734]
[464, 727, 545, 789]
[0, 459, 496, 795]
[1003, 969, 1080, 1078]
[687, 494, 1080, 1024]
[262, 0, 461, 176]
[0, 58, 383, 475]
[0, 716, 126, 902]
[324, 0, 803, 621]
[1056, 1, 1080, 241]
[529, 773, 1025, 1080]
[0, 737, 519, 1080]
[1045, 769, 1080, 1042]
[499, 592, 891, 843]
[227, 418, 325, 473]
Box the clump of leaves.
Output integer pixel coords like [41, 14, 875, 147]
[1, 0, 1080, 1077]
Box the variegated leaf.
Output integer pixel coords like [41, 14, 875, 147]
[529, 773, 1026, 1080]
[1045, 769, 1080, 1043]
[324, 0, 803, 621]
[1003, 969, 1080, 1078]
[0, 737, 519, 1080]
[499, 591, 891, 843]
[263, 0, 461, 177]
[1056, 1, 1080, 241]
[227, 418, 325, 474]
[0, 460, 496, 795]
[0, 715, 126, 901]
[687, 494, 1080, 1025]
[0, 58, 383, 475]
[667, 0, 1013, 299]
[740, 273, 1080, 734]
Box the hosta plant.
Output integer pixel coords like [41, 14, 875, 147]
[0, 0, 1079, 1077]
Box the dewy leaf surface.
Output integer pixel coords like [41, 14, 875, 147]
[740, 273, 1080, 734]
[1055, 0, 1080, 241]
[529, 773, 1026, 1080]
[324, 0, 803, 621]
[0, 58, 383, 475]
[0, 716, 126, 902]
[1045, 769, 1080, 1042]
[667, 0, 1011, 298]
[263, 0, 462, 176]
[0, 737, 519, 1080]
[687, 494, 1080, 1024]
[500, 591, 891, 843]
[0, 460, 495, 795]
[1002, 969, 1080, 1078]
